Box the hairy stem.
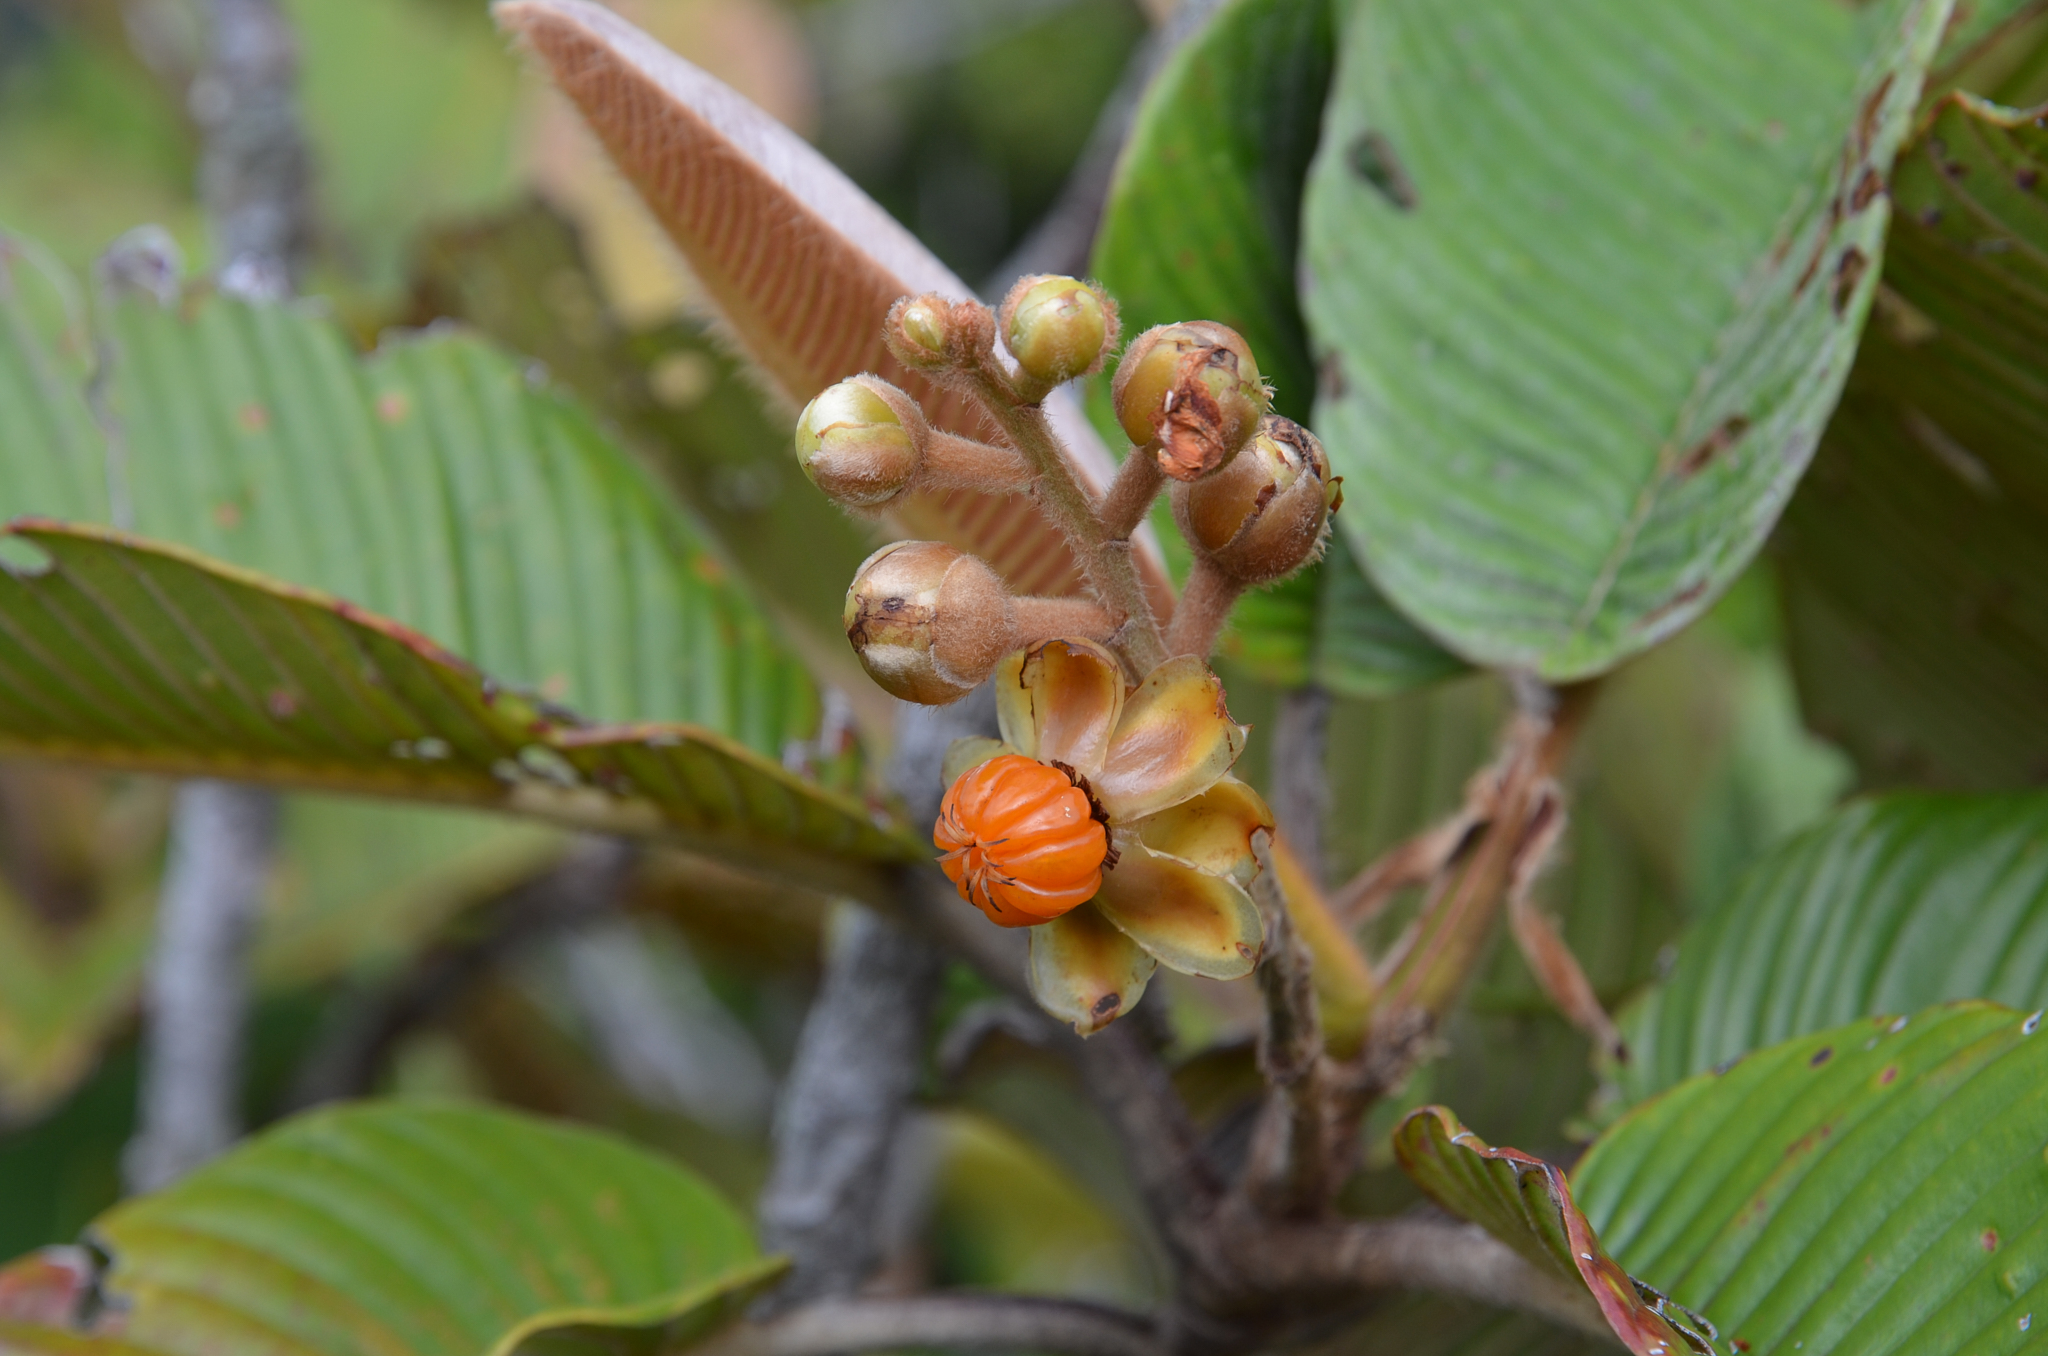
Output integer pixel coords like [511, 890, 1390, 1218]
[701, 1296, 1165, 1356]
[921, 432, 1033, 493]
[1097, 451, 1165, 543]
[963, 374, 1168, 674]
[1013, 596, 1117, 647]
[1162, 558, 1243, 659]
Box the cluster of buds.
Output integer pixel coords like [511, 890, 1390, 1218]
[791, 273, 1343, 1032]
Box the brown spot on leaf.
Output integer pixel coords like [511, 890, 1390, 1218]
[1636, 579, 1710, 630]
[1832, 246, 1870, 317]
[1857, 73, 1895, 157]
[1985, 1229, 2001, 1252]
[266, 688, 299, 719]
[1676, 414, 1751, 477]
[1318, 353, 1348, 400]
[1850, 167, 1885, 212]
[237, 402, 270, 434]
[1732, 1341, 1752, 1353]
[1880, 1064, 1899, 1085]
[375, 390, 411, 424]
[1794, 239, 1827, 297]
[2018, 165, 2040, 191]
[1810, 1045, 1833, 1067]
[212, 501, 242, 530]
[1346, 130, 1418, 210]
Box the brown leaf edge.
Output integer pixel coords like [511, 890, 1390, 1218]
[493, 0, 1176, 619]
[1393, 1106, 1717, 1355]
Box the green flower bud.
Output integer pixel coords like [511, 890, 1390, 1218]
[1000, 275, 1117, 387]
[843, 541, 1016, 704]
[1175, 415, 1337, 584]
[1110, 322, 1268, 481]
[885, 293, 996, 374]
[795, 377, 926, 507]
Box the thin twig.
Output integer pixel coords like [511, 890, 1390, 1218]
[1268, 685, 1331, 886]
[125, 0, 313, 1193]
[1243, 1216, 1616, 1342]
[702, 1295, 1167, 1356]
[1503, 784, 1627, 1063]
[125, 782, 279, 1193]
[1237, 837, 1333, 1218]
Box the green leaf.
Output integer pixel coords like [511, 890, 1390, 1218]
[1576, 1002, 2048, 1356]
[0, 522, 918, 900]
[1303, 0, 1952, 678]
[405, 203, 882, 717]
[1091, 0, 1461, 694]
[75, 1100, 781, 1356]
[0, 241, 822, 755]
[1776, 84, 2048, 788]
[1622, 792, 2048, 1101]
[1393, 1106, 1715, 1354]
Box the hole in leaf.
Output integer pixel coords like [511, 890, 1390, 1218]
[1346, 131, 1417, 210]
[0, 535, 54, 578]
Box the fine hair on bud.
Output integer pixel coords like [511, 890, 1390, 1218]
[1174, 414, 1340, 585]
[885, 293, 997, 376]
[1111, 321, 1269, 481]
[999, 275, 1119, 388]
[842, 541, 1016, 704]
[795, 376, 929, 508]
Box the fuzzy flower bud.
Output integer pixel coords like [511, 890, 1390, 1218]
[1110, 321, 1268, 481]
[999, 275, 1117, 387]
[795, 377, 928, 508]
[843, 542, 1016, 704]
[885, 293, 995, 374]
[1175, 415, 1339, 584]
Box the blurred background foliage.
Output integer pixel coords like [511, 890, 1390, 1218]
[0, 0, 1875, 1316]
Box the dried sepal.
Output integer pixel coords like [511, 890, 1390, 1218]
[1174, 414, 1339, 584]
[1111, 321, 1269, 481]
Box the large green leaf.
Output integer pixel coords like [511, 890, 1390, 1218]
[1303, 0, 1950, 678]
[1776, 80, 2048, 788]
[0, 522, 916, 900]
[1577, 1003, 2048, 1356]
[1622, 793, 2048, 1100]
[1090, 0, 1461, 694]
[7, 1100, 781, 1356]
[0, 240, 819, 753]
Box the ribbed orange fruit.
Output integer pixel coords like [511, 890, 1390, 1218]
[935, 755, 1108, 927]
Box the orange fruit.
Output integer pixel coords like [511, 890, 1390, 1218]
[935, 755, 1108, 927]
